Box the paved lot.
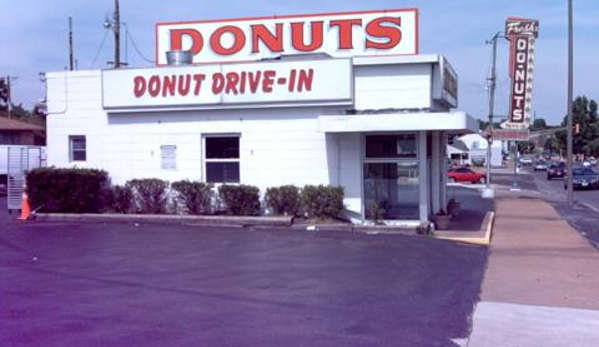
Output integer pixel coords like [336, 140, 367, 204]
[0, 204, 487, 347]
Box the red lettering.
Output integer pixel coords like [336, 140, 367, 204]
[212, 73, 225, 93]
[291, 21, 324, 52]
[162, 75, 176, 97]
[297, 69, 313, 92]
[251, 24, 283, 53]
[288, 70, 296, 92]
[330, 19, 362, 49]
[178, 74, 191, 96]
[239, 71, 246, 93]
[225, 72, 240, 94]
[193, 74, 206, 95]
[148, 75, 161, 97]
[262, 70, 275, 92]
[211, 26, 246, 55]
[133, 76, 146, 97]
[170, 29, 204, 55]
[248, 71, 261, 93]
[365, 17, 402, 49]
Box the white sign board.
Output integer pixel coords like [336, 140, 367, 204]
[156, 9, 419, 65]
[102, 59, 353, 110]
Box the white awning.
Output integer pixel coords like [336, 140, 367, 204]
[318, 111, 478, 134]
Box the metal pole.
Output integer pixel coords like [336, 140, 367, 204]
[567, 0, 574, 207]
[69, 17, 74, 71]
[6, 76, 11, 119]
[114, 0, 121, 69]
[486, 32, 500, 187]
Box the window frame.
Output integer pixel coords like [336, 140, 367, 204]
[202, 134, 241, 184]
[69, 135, 87, 162]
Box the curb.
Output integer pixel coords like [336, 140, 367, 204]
[34, 213, 293, 228]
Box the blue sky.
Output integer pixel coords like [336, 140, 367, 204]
[1, 0, 597, 125]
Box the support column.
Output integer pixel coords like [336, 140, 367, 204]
[440, 132, 448, 210]
[419, 131, 429, 223]
[431, 131, 441, 214]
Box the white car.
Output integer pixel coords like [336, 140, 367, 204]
[520, 157, 533, 165]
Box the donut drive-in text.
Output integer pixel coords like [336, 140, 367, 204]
[133, 68, 314, 98]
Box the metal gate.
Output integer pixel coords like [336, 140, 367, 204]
[7, 146, 44, 212]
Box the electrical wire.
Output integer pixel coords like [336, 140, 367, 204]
[126, 30, 155, 64]
[90, 29, 110, 69]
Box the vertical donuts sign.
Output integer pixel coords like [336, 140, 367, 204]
[502, 18, 539, 130]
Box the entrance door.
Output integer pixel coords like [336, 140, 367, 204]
[363, 134, 419, 220]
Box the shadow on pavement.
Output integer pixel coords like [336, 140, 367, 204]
[446, 186, 494, 232]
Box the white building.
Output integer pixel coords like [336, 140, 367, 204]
[44, 9, 477, 225]
[454, 133, 503, 167]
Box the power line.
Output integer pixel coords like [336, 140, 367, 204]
[126, 30, 155, 64]
[90, 29, 110, 69]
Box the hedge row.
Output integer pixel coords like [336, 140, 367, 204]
[26, 168, 344, 219]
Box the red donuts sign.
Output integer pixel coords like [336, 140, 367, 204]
[155, 9, 418, 65]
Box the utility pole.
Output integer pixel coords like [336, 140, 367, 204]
[566, 0, 574, 207]
[69, 17, 75, 71]
[483, 32, 501, 196]
[6, 76, 11, 119]
[114, 0, 121, 68]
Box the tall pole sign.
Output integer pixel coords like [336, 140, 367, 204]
[501, 18, 539, 130]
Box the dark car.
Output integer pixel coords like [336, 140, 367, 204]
[533, 160, 549, 171]
[564, 166, 599, 190]
[447, 167, 486, 184]
[547, 162, 566, 180]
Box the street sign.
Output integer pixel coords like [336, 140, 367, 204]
[492, 129, 530, 141]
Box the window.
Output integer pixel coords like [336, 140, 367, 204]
[69, 135, 86, 161]
[204, 135, 240, 183]
[365, 134, 417, 159]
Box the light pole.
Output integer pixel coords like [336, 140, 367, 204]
[566, 0, 574, 207]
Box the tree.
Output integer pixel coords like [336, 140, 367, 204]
[518, 141, 535, 154]
[0, 77, 8, 111]
[531, 118, 548, 130]
[556, 96, 599, 157]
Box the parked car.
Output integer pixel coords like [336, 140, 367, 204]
[547, 162, 566, 180]
[533, 160, 549, 171]
[520, 157, 533, 166]
[447, 167, 486, 184]
[564, 166, 599, 190]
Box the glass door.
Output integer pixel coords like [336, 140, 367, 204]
[363, 134, 419, 220]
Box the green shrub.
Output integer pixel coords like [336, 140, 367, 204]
[26, 167, 109, 213]
[126, 178, 170, 214]
[105, 185, 133, 213]
[264, 185, 300, 216]
[218, 184, 260, 216]
[171, 180, 214, 215]
[300, 185, 345, 219]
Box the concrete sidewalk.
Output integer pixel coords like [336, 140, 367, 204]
[468, 189, 599, 347]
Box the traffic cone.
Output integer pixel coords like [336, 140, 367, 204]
[18, 191, 32, 221]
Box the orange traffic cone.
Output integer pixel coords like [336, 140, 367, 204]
[18, 191, 32, 220]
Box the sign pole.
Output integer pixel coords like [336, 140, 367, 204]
[566, 0, 574, 207]
[486, 32, 500, 189]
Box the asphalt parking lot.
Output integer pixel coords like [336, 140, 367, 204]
[0, 203, 487, 347]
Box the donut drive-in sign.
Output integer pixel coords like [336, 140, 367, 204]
[155, 9, 419, 64]
[103, 9, 418, 111]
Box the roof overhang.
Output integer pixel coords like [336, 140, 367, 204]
[318, 111, 478, 134]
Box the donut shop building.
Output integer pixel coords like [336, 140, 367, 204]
[45, 8, 477, 224]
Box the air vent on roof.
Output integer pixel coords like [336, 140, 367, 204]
[166, 50, 193, 66]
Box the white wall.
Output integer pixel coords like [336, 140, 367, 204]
[354, 64, 432, 110]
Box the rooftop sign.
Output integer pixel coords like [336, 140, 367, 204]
[156, 9, 419, 65]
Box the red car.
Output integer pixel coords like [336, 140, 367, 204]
[447, 167, 486, 184]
